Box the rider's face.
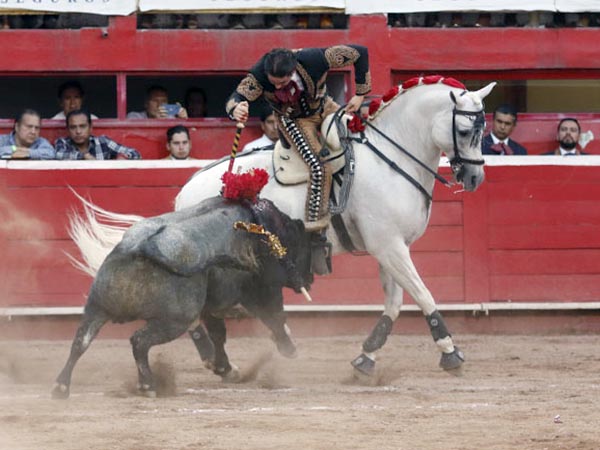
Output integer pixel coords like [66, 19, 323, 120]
[268, 73, 293, 90]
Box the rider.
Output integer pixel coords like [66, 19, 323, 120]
[226, 45, 371, 233]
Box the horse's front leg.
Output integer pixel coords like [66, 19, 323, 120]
[383, 243, 464, 371]
[353, 243, 464, 376]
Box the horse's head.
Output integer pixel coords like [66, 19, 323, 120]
[437, 82, 496, 191]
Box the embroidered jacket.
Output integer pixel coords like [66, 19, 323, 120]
[55, 135, 141, 160]
[226, 44, 371, 119]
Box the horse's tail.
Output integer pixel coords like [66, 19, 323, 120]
[67, 191, 144, 277]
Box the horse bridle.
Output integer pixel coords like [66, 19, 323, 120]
[344, 103, 486, 202]
[449, 106, 486, 180]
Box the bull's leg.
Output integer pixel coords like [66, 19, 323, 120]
[52, 311, 108, 399]
[379, 243, 464, 373]
[244, 289, 297, 358]
[203, 314, 240, 382]
[352, 267, 402, 376]
[188, 323, 215, 363]
[130, 319, 190, 397]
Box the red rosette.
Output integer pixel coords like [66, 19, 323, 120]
[368, 98, 382, 116]
[382, 86, 400, 103]
[221, 168, 269, 203]
[347, 113, 366, 133]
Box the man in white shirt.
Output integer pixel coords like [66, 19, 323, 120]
[242, 107, 278, 151]
[51, 80, 98, 120]
[544, 118, 587, 156]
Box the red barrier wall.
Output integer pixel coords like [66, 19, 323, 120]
[1, 157, 600, 311]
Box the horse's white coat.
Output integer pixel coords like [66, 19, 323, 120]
[176, 80, 495, 357]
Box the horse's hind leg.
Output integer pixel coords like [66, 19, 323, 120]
[130, 319, 190, 397]
[52, 310, 108, 399]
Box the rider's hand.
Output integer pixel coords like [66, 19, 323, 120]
[233, 101, 249, 123]
[345, 95, 365, 114]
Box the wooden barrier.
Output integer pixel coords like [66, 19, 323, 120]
[1, 157, 600, 315]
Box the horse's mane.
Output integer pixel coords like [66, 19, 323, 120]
[367, 75, 466, 120]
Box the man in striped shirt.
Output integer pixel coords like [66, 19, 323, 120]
[55, 109, 141, 160]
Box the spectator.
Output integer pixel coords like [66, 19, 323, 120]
[544, 118, 587, 155]
[482, 104, 527, 155]
[0, 109, 55, 159]
[242, 107, 278, 151]
[184, 87, 208, 118]
[55, 109, 141, 160]
[127, 85, 188, 120]
[163, 125, 194, 160]
[51, 80, 98, 120]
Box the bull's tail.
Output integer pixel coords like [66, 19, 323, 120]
[67, 190, 144, 277]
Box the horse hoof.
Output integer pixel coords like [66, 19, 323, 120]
[351, 353, 375, 377]
[51, 383, 70, 400]
[439, 347, 465, 372]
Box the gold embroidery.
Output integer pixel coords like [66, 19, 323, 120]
[236, 74, 263, 102]
[356, 71, 372, 96]
[324, 45, 360, 68]
[296, 64, 314, 98]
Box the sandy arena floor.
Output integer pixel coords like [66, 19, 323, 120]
[1, 333, 599, 450]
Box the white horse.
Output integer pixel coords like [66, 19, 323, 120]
[73, 76, 494, 377]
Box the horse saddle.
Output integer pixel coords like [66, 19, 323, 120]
[273, 113, 349, 185]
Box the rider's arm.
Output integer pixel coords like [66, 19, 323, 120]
[323, 44, 372, 97]
[225, 73, 264, 121]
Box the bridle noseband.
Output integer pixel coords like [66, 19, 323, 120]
[449, 106, 486, 179]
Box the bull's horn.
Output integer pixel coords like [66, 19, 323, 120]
[300, 287, 312, 302]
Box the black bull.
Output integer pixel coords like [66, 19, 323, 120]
[52, 196, 313, 399]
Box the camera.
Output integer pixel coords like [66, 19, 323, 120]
[163, 104, 181, 118]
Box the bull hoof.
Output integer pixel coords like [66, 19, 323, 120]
[51, 383, 70, 400]
[221, 365, 241, 384]
[351, 353, 375, 377]
[439, 347, 465, 372]
[274, 336, 298, 359]
[138, 383, 157, 398]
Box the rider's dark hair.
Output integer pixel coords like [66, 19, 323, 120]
[167, 125, 190, 142]
[557, 117, 581, 133]
[264, 48, 297, 78]
[493, 104, 518, 123]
